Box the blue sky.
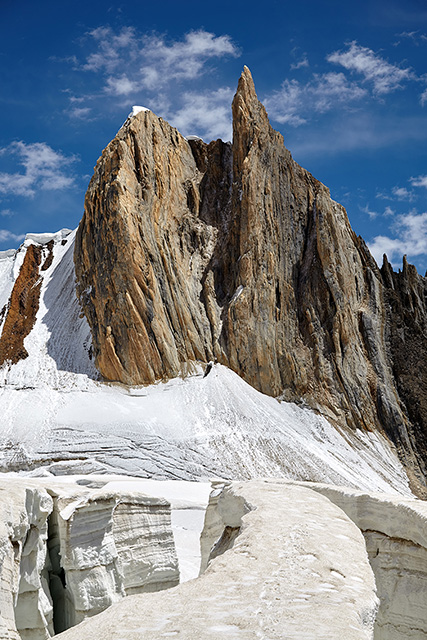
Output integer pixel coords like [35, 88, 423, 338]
[1, 0, 427, 274]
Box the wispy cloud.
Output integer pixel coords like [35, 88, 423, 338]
[68, 106, 92, 120]
[264, 72, 366, 126]
[0, 142, 76, 197]
[0, 208, 15, 217]
[396, 30, 427, 45]
[64, 26, 240, 132]
[290, 54, 309, 70]
[0, 229, 25, 243]
[361, 204, 396, 219]
[377, 185, 416, 202]
[81, 27, 239, 95]
[327, 41, 413, 94]
[368, 210, 427, 266]
[361, 204, 379, 219]
[392, 185, 415, 201]
[410, 175, 427, 188]
[421, 88, 427, 106]
[167, 87, 234, 141]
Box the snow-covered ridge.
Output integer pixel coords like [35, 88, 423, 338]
[23, 228, 73, 247]
[129, 105, 150, 117]
[0, 227, 97, 388]
[0, 363, 412, 494]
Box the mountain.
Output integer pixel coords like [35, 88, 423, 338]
[73, 66, 427, 494]
[1, 66, 427, 640]
[0, 66, 425, 496]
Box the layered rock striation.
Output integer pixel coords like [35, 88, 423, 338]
[75, 67, 427, 491]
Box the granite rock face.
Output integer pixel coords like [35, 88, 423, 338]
[75, 67, 427, 491]
[381, 256, 427, 482]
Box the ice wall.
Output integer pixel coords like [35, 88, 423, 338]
[0, 477, 180, 639]
[0, 484, 53, 640]
[55, 480, 380, 640]
[287, 481, 427, 640]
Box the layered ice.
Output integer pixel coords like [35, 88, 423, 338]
[0, 476, 207, 639]
[297, 481, 427, 639]
[54, 480, 380, 640]
[2, 476, 427, 640]
[0, 482, 53, 640]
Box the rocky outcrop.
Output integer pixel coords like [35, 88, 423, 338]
[381, 256, 427, 482]
[0, 243, 44, 366]
[75, 116, 231, 385]
[75, 67, 427, 491]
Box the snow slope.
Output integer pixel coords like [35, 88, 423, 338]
[0, 231, 413, 495]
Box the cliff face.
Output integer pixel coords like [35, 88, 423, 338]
[76, 111, 231, 385]
[381, 256, 427, 477]
[75, 67, 427, 491]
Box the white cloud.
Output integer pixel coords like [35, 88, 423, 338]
[327, 41, 413, 95]
[368, 210, 427, 266]
[384, 206, 395, 217]
[83, 26, 137, 73]
[81, 27, 239, 95]
[167, 88, 234, 142]
[396, 31, 427, 45]
[264, 72, 366, 126]
[410, 175, 427, 188]
[0, 208, 14, 217]
[0, 229, 25, 243]
[392, 186, 415, 201]
[363, 204, 395, 218]
[105, 75, 137, 96]
[421, 88, 427, 106]
[0, 142, 76, 197]
[68, 106, 92, 120]
[264, 79, 306, 126]
[290, 54, 309, 70]
[361, 204, 379, 219]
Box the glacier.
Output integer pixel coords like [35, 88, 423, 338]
[0, 475, 210, 639]
[0, 230, 426, 640]
[1, 477, 425, 640]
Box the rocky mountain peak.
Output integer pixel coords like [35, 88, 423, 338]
[75, 67, 427, 494]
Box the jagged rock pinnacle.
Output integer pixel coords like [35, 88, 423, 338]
[75, 68, 427, 494]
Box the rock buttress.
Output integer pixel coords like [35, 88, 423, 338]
[381, 255, 427, 483]
[0, 243, 45, 365]
[75, 111, 232, 385]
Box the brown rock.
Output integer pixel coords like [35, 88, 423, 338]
[381, 254, 427, 482]
[75, 112, 231, 385]
[0, 243, 44, 365]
